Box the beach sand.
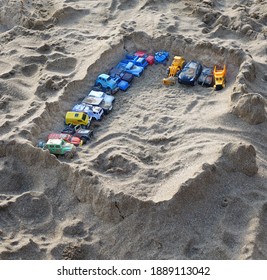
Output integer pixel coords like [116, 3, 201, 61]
[0, 0, 266, 259]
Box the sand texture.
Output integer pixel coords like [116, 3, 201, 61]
[0, 0, 267, 259]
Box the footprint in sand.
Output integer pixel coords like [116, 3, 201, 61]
[45, 57, 77, 74]
[21, 64, 39, 77]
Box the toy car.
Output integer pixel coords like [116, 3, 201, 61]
[163, 56, 186, 86]
[95, 74, 120, 94]
[116, 61, 144, 77]
[109, 67, 134, 83]
[214, 64, 226, 90]
[178, 60, 202, 86]
[155, 51, 169, 65]
[125, 54, 149, 69]
[82, 95, 109, 115]
[65, 111, 92, 128]
[48, 133, 83, 146]
[39, 139, 76, 159]
[87, 90, 115, 114]
[135, 51, 155, 65]
[72, 103, 104, 121]
[198, 66, 214, 87]
[111, 75, 130, 91]
[61, 124, 93, 144]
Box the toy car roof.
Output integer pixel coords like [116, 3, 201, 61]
[126, 62, 134, 69]
[72, 104, 86, 111]
[109, 67, 123, 75]
[46, 139, 63, 145]
[186, 61, 199, 68]
[135, 51, 146, 57]
[66, 111, 86, 117]
[83, 96, 103, 106]
[98, 73, 109, 79]
[88, 90, 105, 98]
[48, 133, 66, 139]
[82, 103, 102, 112]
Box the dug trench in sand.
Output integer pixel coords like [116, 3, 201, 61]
[0, 0, 266, 260]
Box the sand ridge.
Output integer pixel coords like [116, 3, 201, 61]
[0, 0, 266, 259]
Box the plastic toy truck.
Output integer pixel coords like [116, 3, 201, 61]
[198, 66, 214, 87]
[95, 74, 121, 94]
[87, 90, 115, 114]
[65, 111, 91, 128]
[214, 64, 226, 90]
[72, 103, 104, 121]
[116, 61, 144, 77]
[61, 125, 93, 144]
[162, 56, 186, 86]
[109, 67, 134, 83]
[155, 51, 169, 65]
[39, 139, 76, 159]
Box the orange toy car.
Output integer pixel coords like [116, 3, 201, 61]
[48, 133, 83, 146]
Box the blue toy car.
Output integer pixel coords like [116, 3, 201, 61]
[125, 54, 149, 69]
[72, 103, 104, 121]
[112, 75, 130, 91]
[116, 61, 144, 77]
[95, 74, 120, 94]
[155, 51, 169, 65]
[178, 60, 202, 86]
[198, 66, 214, 87]
[109, 67, 134, 83]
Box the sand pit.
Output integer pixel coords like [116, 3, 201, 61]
[0, 0, 267, 260]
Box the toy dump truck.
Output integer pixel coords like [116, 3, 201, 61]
[214, 64, 226, 90]
[162, 56, 185, 86]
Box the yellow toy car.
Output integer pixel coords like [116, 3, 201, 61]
[65, 111, 92, 128]
[162, 56, 185, 86]
[214, 64, 226, 90]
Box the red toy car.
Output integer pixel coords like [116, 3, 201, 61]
[135, 51, 155, 65]
[48, 133, 83, 146]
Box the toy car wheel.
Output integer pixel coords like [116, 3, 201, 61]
[176, 70, 181, 77]
[80, 137, 87, 144]
[65, 151, 74, 159]
[37, 140, 45, 148]
[96, 82, 102, 89]
[192, 80, 197, 86]
[106, 87, 112, 95]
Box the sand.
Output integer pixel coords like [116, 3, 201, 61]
[0, 0, 266, 259]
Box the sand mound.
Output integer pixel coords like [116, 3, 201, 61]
[0, 0, 267, 260]
[218, 142, 258, 176]
[232, 93, 266, 125]
[91, 142, 264, 259]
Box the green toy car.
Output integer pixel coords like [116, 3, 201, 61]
[39, 139, 76, 159]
